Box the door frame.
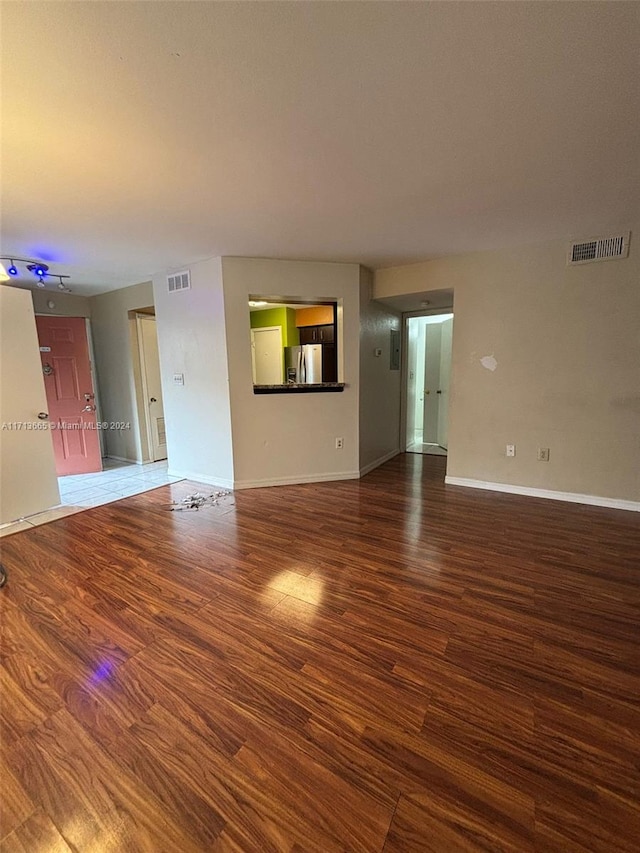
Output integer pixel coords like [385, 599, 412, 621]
[84, 318, 105, 458]
[250, 325, 283, 384]
[400, 306, 455, 454]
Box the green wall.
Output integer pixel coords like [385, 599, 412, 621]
[250, 307, 299, 346]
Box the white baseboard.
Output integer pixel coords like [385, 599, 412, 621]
[444, 476, 640, 513]
[104, 455, 141, 464]
[233, 470, 361, 490]
[167, 468, 234, 490]
[359, 448, 401, 478]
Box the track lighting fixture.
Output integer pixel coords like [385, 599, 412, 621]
[0, 256, 71, 290]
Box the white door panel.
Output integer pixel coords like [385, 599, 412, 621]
[437, 318, 453, 449]
[251, 327, 283, 385]
[138, 316, 167, 462]
[0, 288, 60, 523]
[423, 325, 442, 444]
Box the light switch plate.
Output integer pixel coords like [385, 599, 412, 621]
[173, 373, 184, 385]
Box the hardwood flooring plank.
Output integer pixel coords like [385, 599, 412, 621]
[0, 454, 638, 851]
[13, 709, 201, 852]
[416, 699, 636, 812]
[154, 597, 311, 673]
[1, 651, 64, 720]
[109, 728, 226, 847]
[123, 652, 400, 814]
[0, 667, 49, 744]
[6, 730, 106, 851]
[360, 726, 535, 844]
[0, 766, 35, 842]
[121, 654, 250, 759]
[0, 811, 73, 853]
[383, 787, 534, 852]
[534, 788, 640, 853]
[136, 701, 393, 853]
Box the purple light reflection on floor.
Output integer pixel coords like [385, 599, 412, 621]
[89, 659, 115, 684]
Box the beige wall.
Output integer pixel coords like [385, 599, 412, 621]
[89, 280, 154, 462]
[222, 257, 361, 488]
[1, 288, 60, 522]
[153, 258, 234, 488]
[375, 228, 640, 504]
[359, 267, 402, 473]
[32, 289, 92, 318]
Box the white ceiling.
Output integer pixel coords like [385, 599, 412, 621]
[1, 2, 638, 296]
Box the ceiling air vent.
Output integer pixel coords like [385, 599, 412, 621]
[567, 232, 630, 266]
[167, 270, 191, 292]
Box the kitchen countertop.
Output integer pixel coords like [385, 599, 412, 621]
[253, 382, 345, 394]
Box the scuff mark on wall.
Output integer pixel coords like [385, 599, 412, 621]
[480, 355, 498, 372]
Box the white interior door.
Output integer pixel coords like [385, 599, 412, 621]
[405, 319, 418, 446]
[138, 316, 167, 461]
[0, 288, 60, 523]
[251, 327, 283, 384]
[415, 322, 426, 433]
[437, 318, 453, 449]
[422, 324, 442, 443]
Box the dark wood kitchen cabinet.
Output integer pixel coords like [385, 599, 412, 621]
[322, 344, 337, 382]
[298, 326, 315, 344]
[299, 324, 335, 344]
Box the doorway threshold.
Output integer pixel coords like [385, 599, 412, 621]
[406, 441, 447, 456]
[57, 458, 182, 508]
[1, 460, 184, 538]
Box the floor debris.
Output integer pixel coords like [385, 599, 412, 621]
[168, 491, 232, 511]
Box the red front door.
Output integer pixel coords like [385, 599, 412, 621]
[36, 316, 102, 476]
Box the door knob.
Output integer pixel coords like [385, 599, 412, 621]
[150, 397, 157, 403]
[37, 412, 49, 420]
[425, 390, 430, 395]
[436, 390, 442, 394]
[82, 405, 96, 412]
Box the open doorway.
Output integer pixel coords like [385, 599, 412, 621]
[54, 306, 172, 511]
[2, 289, 182, 524]
[135, 311, 167, 462]
[405, 312, 453, 455]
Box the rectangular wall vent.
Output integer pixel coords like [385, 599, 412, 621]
[567, 232, 630, 266]
[167, 270, 191, 292]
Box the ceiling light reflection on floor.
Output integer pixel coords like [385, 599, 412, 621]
[264, 569, 325, 611]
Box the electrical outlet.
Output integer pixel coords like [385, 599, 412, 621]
[506, 444, 516, 457]
[335, 437, 344, 449]
[537, 447, 550, 462]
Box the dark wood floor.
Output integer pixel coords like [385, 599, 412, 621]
[1, 454, 639, 852]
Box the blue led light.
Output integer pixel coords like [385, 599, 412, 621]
[35, 266, 46, 277]
[8, 265, 18, 275]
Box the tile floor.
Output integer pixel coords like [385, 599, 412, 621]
[0, 458, 183, 537]
[406, 430, 448, 456]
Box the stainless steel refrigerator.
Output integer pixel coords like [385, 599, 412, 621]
[285, 344, 323, 384]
